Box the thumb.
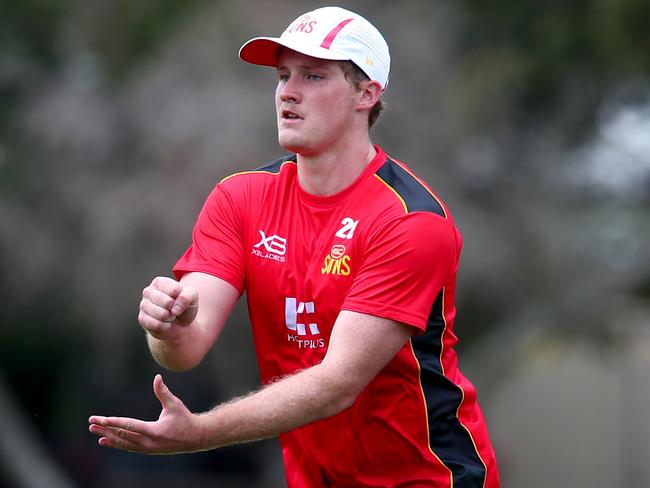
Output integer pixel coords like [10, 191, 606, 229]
[153, 374, 178, 410]
[172, 286, 199, 324]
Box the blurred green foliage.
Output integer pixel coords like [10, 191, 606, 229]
[0, 0, 72, 66]
[0, 0, 210, 74]
[460, 0, 650, 132]
[76, 0, 212, 79]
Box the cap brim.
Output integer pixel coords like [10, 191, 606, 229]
[239, 36, 350, 67]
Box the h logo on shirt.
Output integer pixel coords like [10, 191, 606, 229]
[285, 297, 320, 336]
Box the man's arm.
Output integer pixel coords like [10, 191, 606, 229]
[138, 272, 239, 371]
[88, 310, 414, 453]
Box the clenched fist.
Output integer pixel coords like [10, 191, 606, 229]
[138, 277, 199, 339]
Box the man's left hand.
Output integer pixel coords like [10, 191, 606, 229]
[88, 374, 204, 454]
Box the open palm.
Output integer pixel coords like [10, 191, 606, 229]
[88, 374, 204, 454]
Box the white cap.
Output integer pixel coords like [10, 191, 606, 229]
[239, 6, 390, 90]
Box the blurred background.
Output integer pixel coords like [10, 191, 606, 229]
[1, 0, 649, 486]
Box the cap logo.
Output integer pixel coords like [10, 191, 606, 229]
[320, 18, 354, 49]
[287, 15, 316, 34]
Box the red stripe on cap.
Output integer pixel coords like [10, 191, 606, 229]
[320, 18, 354, 49]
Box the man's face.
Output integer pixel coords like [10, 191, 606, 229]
[275, 49, 359, 156]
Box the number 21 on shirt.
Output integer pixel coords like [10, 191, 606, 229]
[335, 217, 358, 240]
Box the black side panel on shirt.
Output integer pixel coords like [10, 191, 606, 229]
[374, 158, 447, 217]
[411, 295, 487, 487]
[378, 157, 486, 486]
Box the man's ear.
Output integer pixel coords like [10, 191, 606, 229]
[356, 80, 383, 111]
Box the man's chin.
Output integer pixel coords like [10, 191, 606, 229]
[278, 136, 307, 155]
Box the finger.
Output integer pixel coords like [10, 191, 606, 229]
[153, 374, 180, 410]
[89, 423, 143, 441]
[90, 424, 148, 452]
[139, 297, 178, 325]
[89, 415, 153, 436]
[140, 299, 176, 321]
[142, 287, 176, 312]
[137, 311, 172, 334]
[150, 276, 183, 299]
[139, 288, 177, 329]
[98, 436, 141, 452]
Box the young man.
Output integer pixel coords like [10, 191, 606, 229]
[89, 7, 499, 487]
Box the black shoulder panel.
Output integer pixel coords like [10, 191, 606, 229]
[375, 158, 446, 217]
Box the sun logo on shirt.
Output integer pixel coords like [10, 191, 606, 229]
[321, 244, 351, 276]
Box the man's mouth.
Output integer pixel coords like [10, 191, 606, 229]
[282, 109, 303, 120]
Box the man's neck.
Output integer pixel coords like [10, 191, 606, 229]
[296, 142, 377, 197]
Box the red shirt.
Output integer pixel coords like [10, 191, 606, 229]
[174, 146, 499, 487]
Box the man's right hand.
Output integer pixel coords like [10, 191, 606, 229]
[138, 277, 199, 339]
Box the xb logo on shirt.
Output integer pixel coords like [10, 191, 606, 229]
[254, 230, 286, 254]
[252, 230, 286, 262]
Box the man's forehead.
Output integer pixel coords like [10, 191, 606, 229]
[275, 48, 342, 70]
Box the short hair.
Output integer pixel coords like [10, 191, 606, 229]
[340, 61, 384, 128]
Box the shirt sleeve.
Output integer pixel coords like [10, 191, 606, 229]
[341, 212, 460, 331]
[173, 182, 246, 294]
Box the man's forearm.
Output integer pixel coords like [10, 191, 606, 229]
[88, 312, 410, 456]
[195, 362, 357, 449]
[146, 325, 208, 372]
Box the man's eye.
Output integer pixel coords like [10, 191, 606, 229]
[307, 74, 323, 81]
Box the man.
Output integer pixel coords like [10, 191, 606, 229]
[89, 6, 499, 487]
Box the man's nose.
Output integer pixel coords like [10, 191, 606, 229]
[279, 76, 301, 103]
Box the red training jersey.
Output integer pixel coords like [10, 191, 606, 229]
[174, 146, 499, 487]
